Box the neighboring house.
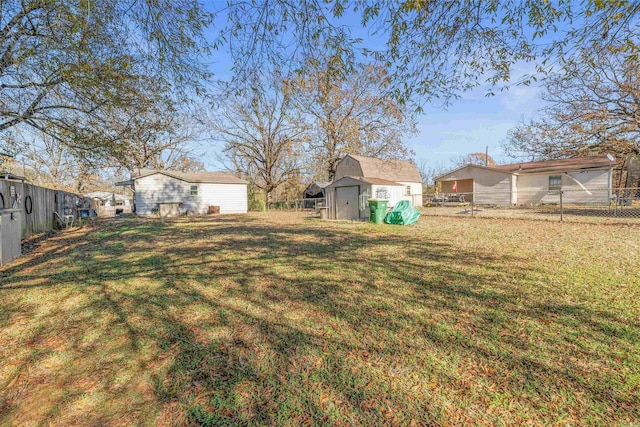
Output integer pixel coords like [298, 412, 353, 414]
[85, 191, 133, 217]
[434, 155, 616, 206]
[117, 169, 247, 216]
[325, 154, 423, 220]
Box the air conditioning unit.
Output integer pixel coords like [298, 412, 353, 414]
[0, 209, 21, 266]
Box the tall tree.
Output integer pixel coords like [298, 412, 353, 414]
[0, 1, 212, 154]
[416, 159, 447, 193]
[219, 1, 640, 107]
[290, 63, 415, 181]
[7, 135, 122, 193]
[212, 79, 305, 205]
[451, 152, 496, 168]
[502, 41, 640, 162]
[97, 107, 206, 174]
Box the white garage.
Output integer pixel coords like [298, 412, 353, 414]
[117, 169, 248, 216]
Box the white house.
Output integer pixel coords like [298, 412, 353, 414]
[85, 191, 133, 217]
[325, 154, 423, 220]
[117, 170, 247, 216]
[434, 155, 616, 206]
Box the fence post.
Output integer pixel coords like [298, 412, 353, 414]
[559, 190, 563, 222]
[471, 195, 474, 217]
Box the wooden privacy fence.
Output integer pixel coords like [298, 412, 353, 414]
[0, 180, 94, 240]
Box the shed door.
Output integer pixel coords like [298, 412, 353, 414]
[336, 186, 359, 220]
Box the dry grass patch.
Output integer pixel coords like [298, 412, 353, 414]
[1, 212, 639, 426]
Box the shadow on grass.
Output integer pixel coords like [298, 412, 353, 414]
[0, 215, 638, 425]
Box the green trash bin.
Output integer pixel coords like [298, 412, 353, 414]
[368, 199, 389, 224]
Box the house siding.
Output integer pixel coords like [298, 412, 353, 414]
[516, 169, 610, 205]
[398, 181, 423, 206]
[438, 166, 514, 205]
[333, 158, 364, 181]
[371, 184, 405, 209]
[198, 183, 248, 214]
[135, 174, 192, 215]
[134, 174, 247, 215]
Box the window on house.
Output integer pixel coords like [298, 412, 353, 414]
[190, 185, 198, 196]
[405, 185, 411, 196]
[375, 187, 390, 199]
[549, 175, 561, 191]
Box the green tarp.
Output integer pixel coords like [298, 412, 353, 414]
[383, 200, 420, 225]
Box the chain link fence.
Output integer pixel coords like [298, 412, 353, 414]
[422, 187, 640, 224]
[270, 197, 327, 210]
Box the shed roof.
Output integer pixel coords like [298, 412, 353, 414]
[327, 176, 403, 188]
[346, 154, 422, 182]
[303, 181, 330, 196]
[130, 169, 247, 184]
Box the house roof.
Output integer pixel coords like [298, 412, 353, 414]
[327, 176, 403, 188]
[435, 164, 515, 181]
[85, 191, 131, 201]
[435, 155, 615, 181]
[0, 172, 26, 181]
[303, 181, 330, 196]
[129, 169, 247, 184]
[493, 155, 614, 174]
[347, 154, 422, 182]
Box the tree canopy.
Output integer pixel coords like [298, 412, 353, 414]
[219, 1, 640, 108]
[289, 63, 415, 181]
[211, 78, 305, 204]
[0, 0, 212, 156]
[452, 152, 496, 168]
[502, 41, 640, 162]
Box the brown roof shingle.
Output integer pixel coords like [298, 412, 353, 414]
[493, 155, 614, 174]
[348, 154, 422, 182]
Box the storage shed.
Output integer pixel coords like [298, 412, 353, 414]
[326, 176, 404, 220]
[325, 154, 423, 220]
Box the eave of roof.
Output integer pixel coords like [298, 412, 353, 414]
[435, 164, 514, 181]
[493, 155, 613, 174]
[129, 170, 247, 184]
[0, 172, 27, 181]
[435, 155, 615, 181]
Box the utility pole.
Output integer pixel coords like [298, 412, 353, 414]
[485, 146, 489, 167]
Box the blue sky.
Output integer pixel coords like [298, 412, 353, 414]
[200, 3, 549, 173]
[409, 62, 545, 170]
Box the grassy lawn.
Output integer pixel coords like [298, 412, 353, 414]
[1, 212, 638, 426]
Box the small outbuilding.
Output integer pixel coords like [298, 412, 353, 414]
[325, 154, 423, 220]
[117, 169, 248, 216]
[302, 181, 330, 208]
